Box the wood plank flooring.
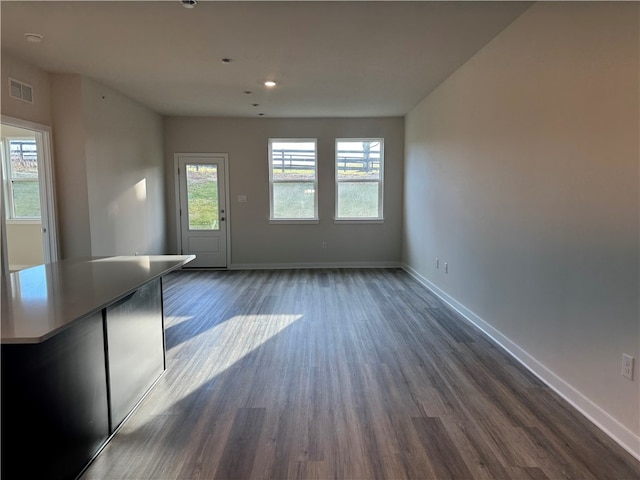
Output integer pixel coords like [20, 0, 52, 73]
[80, 269, 640, 480]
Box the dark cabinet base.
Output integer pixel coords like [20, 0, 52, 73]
[1, 278, 166, 480]
[1, 312, 110, 480]
[106, 277, 165, 430]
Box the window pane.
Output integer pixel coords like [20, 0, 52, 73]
[271, 141, 316, 181]
[9, 140, 38, 179]
[12, 180, 41, 217]
[336, 138, 383, 220]
[186, 164, 219, 230]
[273, 182, 315, 219]
[337, 182, 379, 218]
[336, 140, 381, 181]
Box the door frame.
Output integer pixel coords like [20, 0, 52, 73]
[174, 153, 231, 268]
[1, 115, 59, 274]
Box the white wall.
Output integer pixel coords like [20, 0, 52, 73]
[5, 222, 43, 270]
[50, 74, 92, 258]
[50, 75, 166, 258]
[82, 77, 166, 256]
[404, 2, 639, 456]
[164, 117, 404, 267]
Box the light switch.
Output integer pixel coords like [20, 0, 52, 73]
[237, 195, 248, 203]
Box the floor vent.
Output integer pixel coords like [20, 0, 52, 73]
[9, 78, 33, 103]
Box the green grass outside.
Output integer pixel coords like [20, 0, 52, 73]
[337, 183, 379, 218]
[273, 183, 316, 218]
[187, 178, 219, 230]
[187, 169, 380, 224]
[10, 165, 379, 224]
[11, 181, 41, 218]
[272, 182, 379, 219]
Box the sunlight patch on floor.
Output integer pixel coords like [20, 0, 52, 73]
[164, 313, 303, 404]
[165, 315, 194, 326]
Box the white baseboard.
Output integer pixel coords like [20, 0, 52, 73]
[230, 261, 402, 270]
[402, 263, 640, 462]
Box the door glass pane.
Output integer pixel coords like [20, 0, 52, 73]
[186, 164, 219, 230]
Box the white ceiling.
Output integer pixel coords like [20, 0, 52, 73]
[0, 1, 532, 118]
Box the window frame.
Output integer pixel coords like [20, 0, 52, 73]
[268, 138, 319, 223]
[334, 138, 384, 223]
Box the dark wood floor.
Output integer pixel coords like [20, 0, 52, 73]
[81, 269, 640, 480]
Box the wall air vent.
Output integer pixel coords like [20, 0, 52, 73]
[9, 78, 33, 103]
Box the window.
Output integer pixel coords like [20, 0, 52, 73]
[269, 139, 317, 221]
[2, 138, 41, 219]
[335, 139, 383, 220]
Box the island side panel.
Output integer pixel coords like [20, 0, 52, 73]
[0, 311, 110, 480]
[105, 277, 165, 430]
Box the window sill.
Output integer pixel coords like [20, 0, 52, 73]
[334, 218, 384, 224]
[269, 219, 319, 225]
[6, 219, 42, 225]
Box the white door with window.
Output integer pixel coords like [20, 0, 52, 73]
[176, 154, 228, 268]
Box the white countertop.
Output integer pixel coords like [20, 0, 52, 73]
[1, 255, 195, 344]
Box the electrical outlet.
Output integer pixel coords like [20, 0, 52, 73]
[321, 241, 327, 249]
[622, 354, 634, 380]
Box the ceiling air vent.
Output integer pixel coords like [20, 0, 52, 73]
[9, 78, 33, 103]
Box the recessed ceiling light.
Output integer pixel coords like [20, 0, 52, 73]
[181, 0, 197, 8]
[24, 33, 43, 44]
[221, 58, 232, 64]
[264, 81, 277, 88]
[258, 113, 265, 116]
[252, 103, 259, 107]
[244, 91, 253, 95]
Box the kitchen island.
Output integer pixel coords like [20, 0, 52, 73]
[1, 255, 194, 480]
